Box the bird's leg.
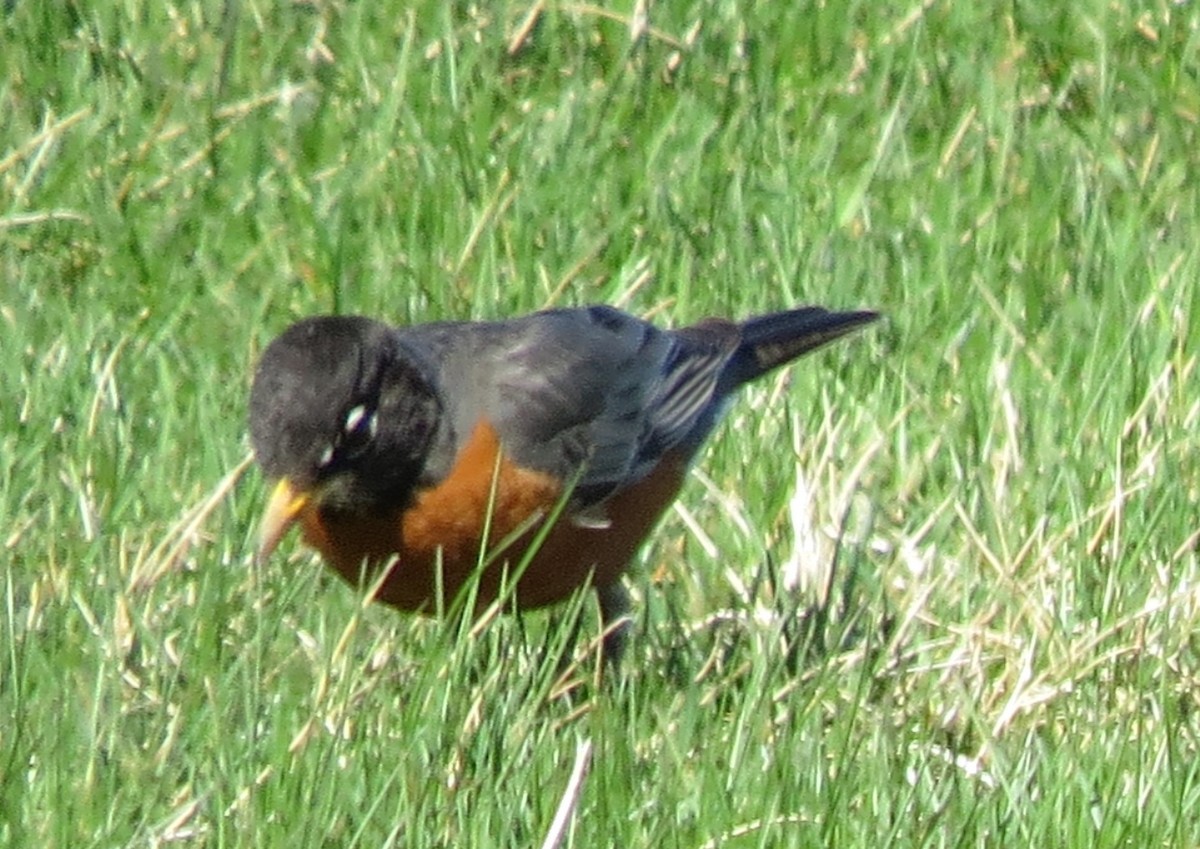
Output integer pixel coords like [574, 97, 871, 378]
[595, 582, 632, 667]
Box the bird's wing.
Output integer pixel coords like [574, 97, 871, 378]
[404, 306, 739, 508]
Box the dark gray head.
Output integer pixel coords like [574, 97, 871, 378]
[249, 315, 442, 515]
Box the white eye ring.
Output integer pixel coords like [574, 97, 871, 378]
[344, 404, 368, 433]
[343, 404, 378, 438]
[317, 443, 335, 468]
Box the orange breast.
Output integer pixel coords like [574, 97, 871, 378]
[296, 419, 689, 612]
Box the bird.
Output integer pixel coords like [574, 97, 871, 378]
[249, 303, 878, 661]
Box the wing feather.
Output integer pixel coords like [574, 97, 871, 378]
[403, 306, 735, 509]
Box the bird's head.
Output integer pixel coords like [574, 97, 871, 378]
[248, 316, 442, 561]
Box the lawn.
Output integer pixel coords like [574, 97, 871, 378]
[2, 1, 1199, 846]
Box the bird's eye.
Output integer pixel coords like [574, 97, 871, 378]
[340, 403, 377, 457]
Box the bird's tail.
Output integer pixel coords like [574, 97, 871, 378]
[724, 307, 879, 389]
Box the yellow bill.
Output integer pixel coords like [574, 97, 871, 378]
[257, 478, 311, 563]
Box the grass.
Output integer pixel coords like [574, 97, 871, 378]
[2, 0, 1199, 846]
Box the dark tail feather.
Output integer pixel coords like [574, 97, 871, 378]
[724, 307, 879, 388]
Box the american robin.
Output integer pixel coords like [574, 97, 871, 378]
[249, 304, 877, 660]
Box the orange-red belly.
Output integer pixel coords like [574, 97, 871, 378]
[295, 421, 689, 611]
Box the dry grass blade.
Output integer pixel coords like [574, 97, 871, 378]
[507, 1, 546, 56]
[129, 453, 255, 591]
[0, 106, 92, 176]
[539, 739, 594, 849]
